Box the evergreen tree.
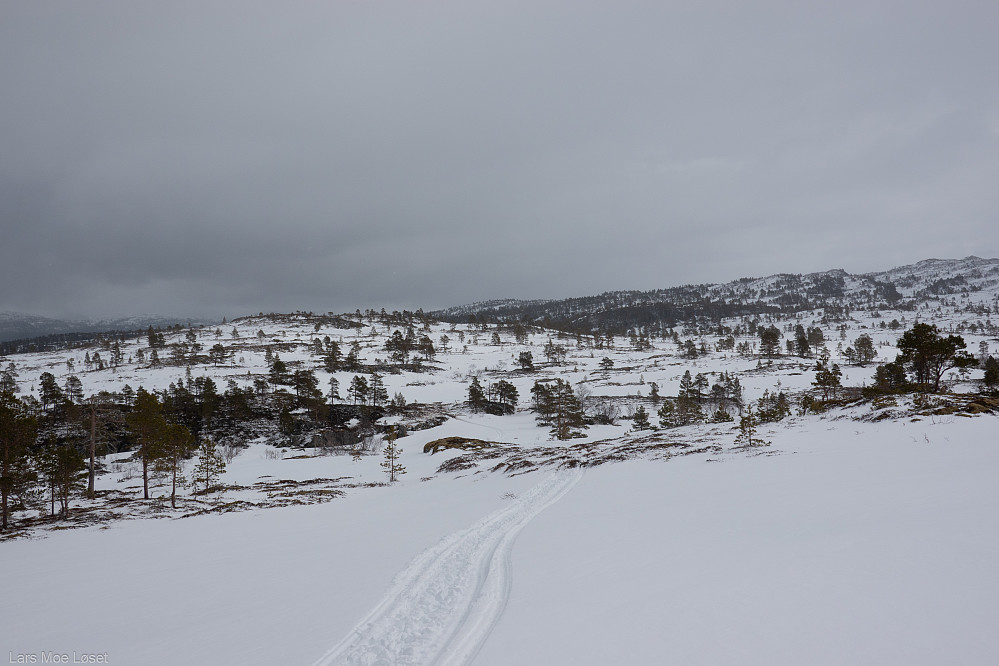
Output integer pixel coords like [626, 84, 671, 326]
[548, 379, 586, 440]
[0, 365, 18, 394]
[418, 335, 436, 361]
[269, 356, 288, 385]
[874, 359, 908, 391]
[982, 356, 999, 393]
[209, 343, 227, 366]
[517, 351, 535, 371]
[36, 442, 86, 519]
[153, 422, 193, 508]
[692, 373, 709, 402]
[293, 369, 323, 408]
[381, 427, 405, 482]
[323, 339, 342, 372]
[126, 387, 168, 500]
[345, 341, 362, 370]
[0, 392, 38, 531]
[83, 392, 115, 498]
[368, 373, 389, 407]
[38, 372, 63, 412]
[757, 389, 791, 423]
[853, 334, 877, 366]
[492, 380, 519, 413]
[530, 379, 586, 440]
[349, 375, 369, 405]
[632, 405, 651, 430]
[735, 405, 765, 447]
[328, 377, 341, 404]
[759, 325, 782, 358]
[467, 377, 486, 412]
[678, 371, 693, 399]
[385, 330, 410, 365]
[658, 398, 704, 428]
[812, 351, 843, 400]
[64, 375, 84, 404]
[896, 323, 976, 392]
[794, 324, 810, 357]
[192, 437, 226, 495]
[709, 405, 734, 423]
[543, 340, 567, 365]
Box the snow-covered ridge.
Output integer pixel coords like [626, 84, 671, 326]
[435, 256, 999, 329]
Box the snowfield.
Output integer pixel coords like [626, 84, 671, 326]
[2, 258, 999, 664]
[3, 414, 997, 665]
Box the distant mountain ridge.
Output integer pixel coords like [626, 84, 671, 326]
[5, 257, 997, 344]
[433, 256, 999, 333]
[0, 312, 212, 343]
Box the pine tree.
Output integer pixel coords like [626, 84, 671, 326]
[153, 422, 193, 509]
[38, 372, 63, 412]
[709, 405, 734, 423]
[192, 437, 226, 495]
[794, 324, 810, 357]
[349, 375, 369, 405]
[896, 323, 976, 392]
[467, 377, 486, 411]
[126, 387, 168, 500]
[658, 398, 704, 428]
[759, 325, 782, 358]
[36, 442, 86, 519]
[982, 356, 999, 393]
[632, 405, 651, 430]
[678, 371, 693, 399]
[549, 380, 586, 440]
[64, 375, 84, 404]
[812, 349, 843, 400]
[381, 427, 405, 482]
[0, 393, 38, 531]
[735, 405, 765, 447]
[853, 334, 877, 366]
[530, 379, 586, 440]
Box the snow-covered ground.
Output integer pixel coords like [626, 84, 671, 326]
[2, 272, 999, 664]
[3, 413, 997, 665]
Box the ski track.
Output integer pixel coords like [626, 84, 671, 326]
[312, 468, 583, 666]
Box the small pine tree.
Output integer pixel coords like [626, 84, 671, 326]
[153, 423, 194, 509]
[812, 357, 843, 400]
[709, 405, 734, 423]
[193, 437, 226, 495]
[735, 405, 767, 447]
[632, 405, 651, 430]
[381, 427, 406, 482]
[982, 356, 999, 394]
[467, 377, 486, 411]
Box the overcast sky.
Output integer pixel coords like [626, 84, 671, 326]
[2, 1, 998, 320]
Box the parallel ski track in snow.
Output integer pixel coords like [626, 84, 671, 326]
[312, 468, 583, 666]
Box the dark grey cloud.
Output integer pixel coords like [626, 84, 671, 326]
[2, 1, 998, 319]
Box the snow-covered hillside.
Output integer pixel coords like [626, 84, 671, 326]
[436, 256, 999, 331]
[2, 259, 998, 665]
